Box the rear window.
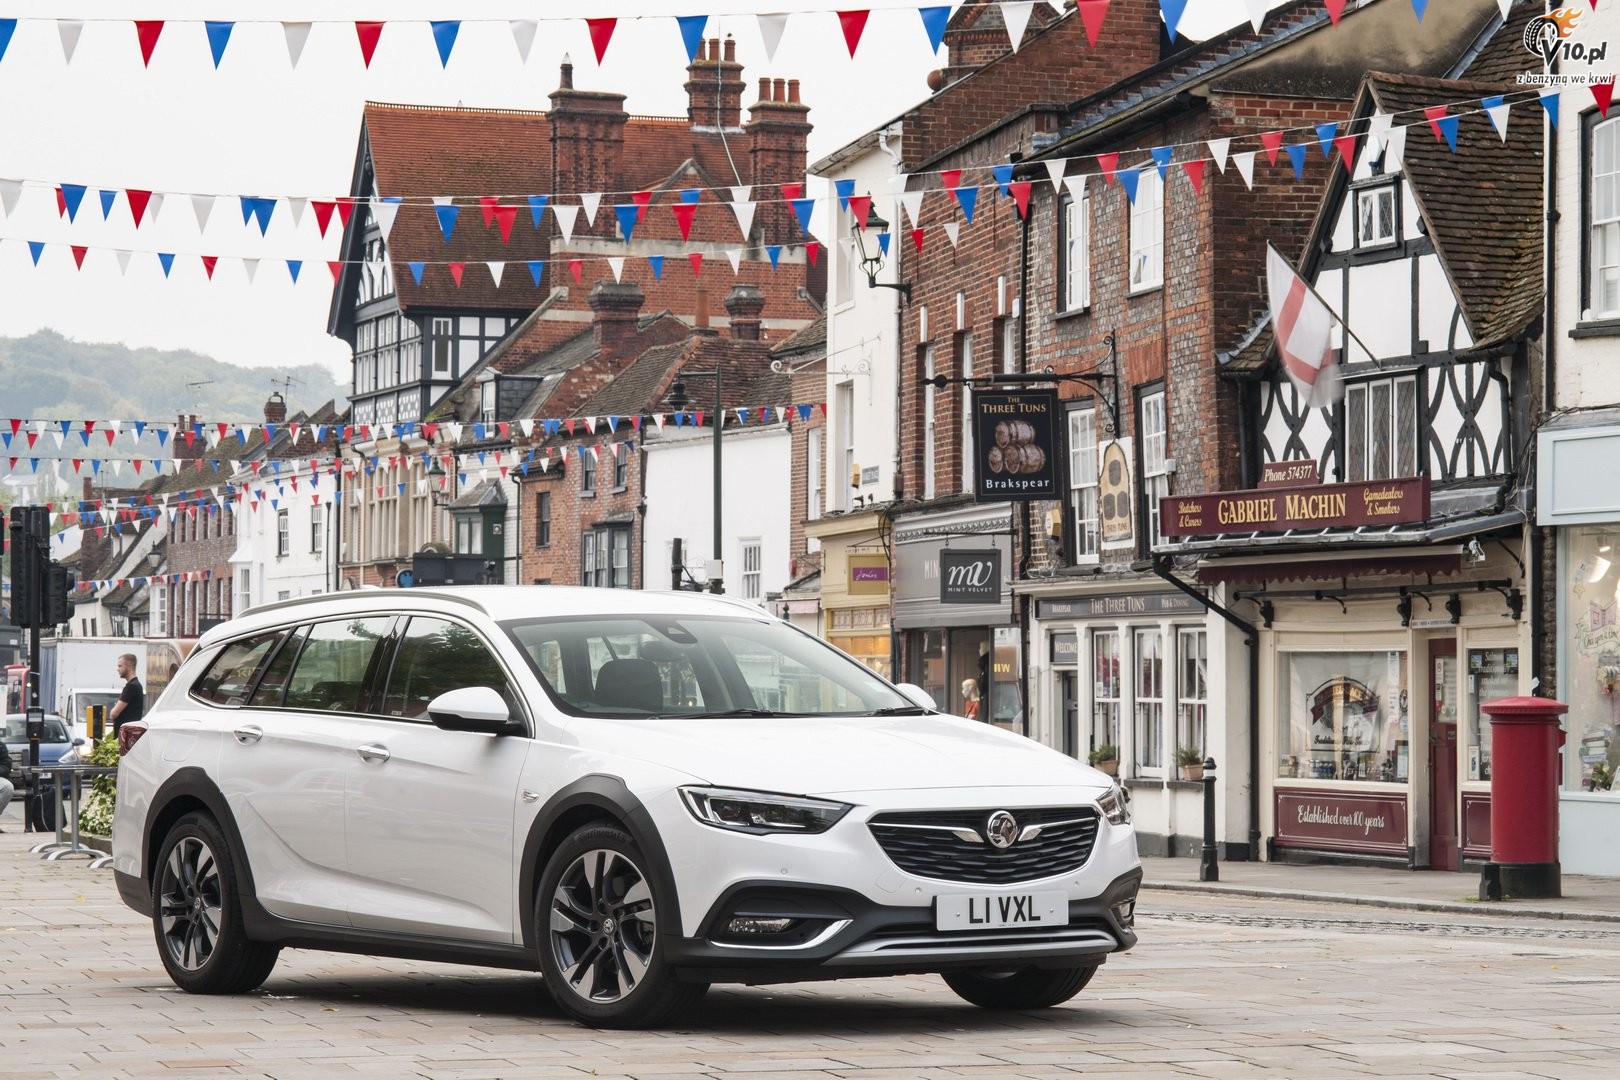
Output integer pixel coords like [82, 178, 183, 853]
[192, 632, 287, 707]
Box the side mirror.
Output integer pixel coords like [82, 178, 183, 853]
[72, 737, 86, 747]
[425, 686, 523, 736]
[894, 683, 938, 711]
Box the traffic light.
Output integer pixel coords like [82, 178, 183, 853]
[44, 562, 75, 626]
[7, 506, 42, 627]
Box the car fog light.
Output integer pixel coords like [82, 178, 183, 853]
[1112, 896, 1136, 928]
[726, 917, 797, 935]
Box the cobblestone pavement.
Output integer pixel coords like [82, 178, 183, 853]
[3, 819, 1618, 1079]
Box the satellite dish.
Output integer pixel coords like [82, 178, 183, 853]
[396, 571, 414, 588]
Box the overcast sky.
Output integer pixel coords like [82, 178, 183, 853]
[0, 1, 1260, 394]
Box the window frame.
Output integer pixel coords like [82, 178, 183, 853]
[1133, 626, 1165, 774]
[1067, 402, 1100, 564]
[1342, 373, 1420, 483]
[276, 509, 290, 558]
[1137, 385, 1169, 551]
[1585, 112, 1620, 320]
[1353, 180, 1399, 250]
[310, 504, 323, 554]
[535, 490, 552, 548]
[1127, 166, 1164, 294]
[1177, 628, 1208, 757]
[740, 538, 763, 601]
[1060, 189, 1090, 312]
[581, 447, 597, 495]
[612, 442, 629, 491]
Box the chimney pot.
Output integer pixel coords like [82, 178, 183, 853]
[588, 280, 646, 358]
[787, 79, 801, 104]
[724, 284, 767, 340]
[723, 37, 736, 62]
[695, 287, 710, 328]
[264, 391, 288, 426]
[772, 78, 787, 103]
[559, 55, 573, 89]
[758, 77, 772, 102]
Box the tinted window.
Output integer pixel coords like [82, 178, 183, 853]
[282, 617, 392, 713]
[382, 617, 510, 719]
[192, 632, 286, 707]
[248, 626, 307, 708]
[2, 717, 69, 743]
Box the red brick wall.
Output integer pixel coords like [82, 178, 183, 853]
[518, 443, 641, 587]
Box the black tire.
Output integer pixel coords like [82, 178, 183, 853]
[151, 811, 280, 994]
[535, 823, 707, 1029]
[941, 965, 1098, 1010]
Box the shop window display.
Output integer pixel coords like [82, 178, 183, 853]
[1278, 651, 1410, 782]
[1465, 648, 1517, 781]
[1093, 631, 1122, 753]
[1565, 527, 1620, 793]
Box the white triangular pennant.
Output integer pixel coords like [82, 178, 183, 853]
[1044, 159, 1066, 191]
[1484, 100, 1511, 141]
[191, 194, 216, 232]
[510, 19, 538, 61]
[726, 249, 742, 273]
[1384, 125, 1408, 170]
[758, 13, 789, 62]
[730, 185, 752, 204]
[116, 249, 132, 276]
[553, 203, 579, 243]
[1001, 2, 1035, 50]
[1244, 0, 1270, 33]
[1063, 174, 1087, 205]
[1233, 151, 1256, 190]
[608, 257, 625, 283]
[287, 196, 307, 228]
[1207, 137, 1230, 173]
[944, 222, 960, 247]
[487, 261, 505, 288]
[731, 200, 756, 239]
[1496, 0, 1513, 16]
[148, 192, 164, 220]
[370, 196, 400, 239]
[283, 22, 312, 68]
[242, 258, 259, 283]
[518, 419, 535, 437]
[0, 179, 21, 217]
[579, 192, 601, 226]
[1366, 111, 1393, 153]
[59, 20, 83, 63]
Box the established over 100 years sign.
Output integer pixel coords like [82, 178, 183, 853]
[1159, 476, 1430, 537]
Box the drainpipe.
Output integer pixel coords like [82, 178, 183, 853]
[1152, 557, 1261, 861]
[1531, 65, 1558, 695]
[1017, 172, 1034, 737]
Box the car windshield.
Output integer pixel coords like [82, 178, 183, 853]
[503, 614, 918, 719]
[2, 716, 70, 743]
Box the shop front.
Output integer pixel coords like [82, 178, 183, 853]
[1539, 413, 1620, 876]
[804, 507, 893, 680]
[891, 503, 1019, 730]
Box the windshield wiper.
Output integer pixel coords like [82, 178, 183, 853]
[674, 708, 784, 718]
[870, 705, 932, 716]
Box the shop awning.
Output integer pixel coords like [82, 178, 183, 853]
[1195, 550, 1463, 586]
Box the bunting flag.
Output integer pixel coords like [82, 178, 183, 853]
[0, 19, 14, 65]
[1159, 0, 1187, 42]
[838, 10, 870, 57]
[1119, 167, 1141, 204]
[510, 19, 538, 62]
[1284, 142, 1308, 179]
[1314, 123, 1337, 157]
[1233, 151, 1256, 190]
[580, 192, 601, 225]
[1077, 0, 1110, 46]
[433, 198, 459, 241]
[1002, 2, 1036, 50]
[673, 202, 697, 240]
[1324, 0, 1347, 24]
[919, 5, 950, 51]
[1333, 133, 1357, 173]
[430, 20, 460, 67]
[1149, 146, 1172, 180]
[1539, 90, 1561, 127]
[1594, 79, 1616, 119]
[355, 21, 385, 68]
[135, 20, 165, 67]
[59, 20, 83, 64]
[758, 13, 789, 62]
[677, 15, 708, 63]
[1207, 137, 1230, 173]
[1182, 160, 1205, 195]
[205, 21, 234, 68]
[586, 18, 617, 64]
[1260, 130, 1284, 166]
[1097, 152, 1119, 185]
[1481, 94, 1510, 140]
[283, 21, 311, 67]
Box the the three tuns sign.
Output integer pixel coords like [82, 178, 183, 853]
[972, 390, 1062, 502]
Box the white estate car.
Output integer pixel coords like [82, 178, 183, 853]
[111, 587, 1140, 1028]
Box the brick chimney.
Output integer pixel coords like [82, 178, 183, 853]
[589, 280, 646, 357]
[172, 413, 204, 460]
[549, 56, 629, 204]
[746, 78, 812, 245]
[263, 392, 287, 426]
[724, 285, 766, 341]
[929, 2, 1159, 94]
[685, 37, 745, 132]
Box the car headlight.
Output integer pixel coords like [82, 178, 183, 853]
[1097, 785, 1130, 826]
[680, 787, 852, 835]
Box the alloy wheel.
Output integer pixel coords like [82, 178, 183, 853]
[548, 848, 657, 1003]
[158, 836, 223, 972]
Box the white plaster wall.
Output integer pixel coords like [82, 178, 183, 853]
[814, 138, 903, 512]
[642, 425, 791, 605]
[1555, 1, 1620, 408]
[231, 465, 332, 607]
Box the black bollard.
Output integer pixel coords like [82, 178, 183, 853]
[1200, 756, 1218, 882]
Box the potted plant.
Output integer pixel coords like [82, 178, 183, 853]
[1088, 743, 1119, 777]
[1177, 745, 1206, 781]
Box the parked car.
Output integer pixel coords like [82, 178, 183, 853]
[111, 587, 1140, 1028]
[2, 713, 80, 772]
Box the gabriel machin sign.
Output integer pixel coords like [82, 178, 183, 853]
[1159, 476, 1430, 537]
[973, 389, 1061, 502]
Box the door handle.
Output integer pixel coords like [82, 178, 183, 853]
[357, 744, 391, 763]
[232, 725, 263, 744]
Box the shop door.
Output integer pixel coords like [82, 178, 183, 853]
[1428, 639, 1460, 871]
[1058, 671, 1078, 759]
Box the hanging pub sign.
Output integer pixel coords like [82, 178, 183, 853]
[1099, 441, 1133, 543]
[940, 548, 1002, 604]
[1159, 476, 1430, 537]
[972, 389, 1062, 502]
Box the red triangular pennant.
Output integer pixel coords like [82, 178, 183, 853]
[1423, 105, 1449, 143]
[1260, 130, 1284, 166]
[672, 202, 697, 241]
[71, 245, 88, 269]
[1333, 134, 1358, 173]
[568, 258, 583, 284]
[1324, 0, 1346, 24]
[805, 240, 820, 267]
[479, 195, 499, 227]
[632, 190, 653, 221]
[848, 194, 872, 226]
[312, 200, 337, 236]
[586, 18, 617, 63]
[494, 204, 518, 243]
[1097, 152, 1119, 184]
[781, 182, 804, 201]
[355, 21, 384, 68]
[127, 189, 152, 227]
[688, 252, 703, 277]
[1077, 0, 1111, 45]
[201, 255, 218, 279]
[1594, 78, 1616, 118]
[1009, 180, 1033, 218]
[449, 262, 465, 286]
[939, 168, 962, 190]
[1181, 160, 1206, 195]
[838, 10, 870, 56]
[327, 260, 342, 282]
[135, 20, 165, 66]
[911, 228, 925, 252]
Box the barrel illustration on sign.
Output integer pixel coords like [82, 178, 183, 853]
[973, 390, 1061, 501]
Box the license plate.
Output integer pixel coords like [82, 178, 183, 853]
[935, 891, 1069, 931]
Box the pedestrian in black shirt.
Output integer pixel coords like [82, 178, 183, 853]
[109, 653, 143, 734]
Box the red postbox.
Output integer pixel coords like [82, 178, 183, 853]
[1479, 695, 1567, 900]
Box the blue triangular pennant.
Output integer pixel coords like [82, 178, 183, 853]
[789, 197, 815, 235]
[877, 232, 891, 256]
[528, 194, 548, 227]
[434, 203, 459, 242]
[0, 19, 16, 64]
[991, 163, 1014, 196]
[1314, 123, 1337, 157]
[528, 260, 545, 286]
[408, 261, 425, 285]
[648, 255, 664, 279]
[156, 428, 170, 447]
[91, 459, 101, 475]
[1119, 168, 1141, 204]
[955, 186, 979, 223]
[918, 6, 949, 52]
[1148, 147, 1172, 180]
[766, 245, 782, 270]
[797, 404, 812, 421]
[286, 259, 302, 282]
[1410, 0, 1427, 20]
[430, 20, 459, 67]
[79, 430, 89, 447]
[835, 178, 856, 210]
[1285, 142, 1308, 178]
[677, 15, 707, 63]
[1539, 91, 1560, 127]
[473, 423, 486, 441]
[27, 241, 44, 265]
[158, 252, 175, 277]
[99, 189, 116, 219]
[60, 184, 87, 222]
[205, 21, 233, 67]
[1160, 0, 1188, 41]
[1436, 114, 1460, 153]
[614, 203, 639, 241]
[133, 420, 146, 439]
[680, 188, 701, 204]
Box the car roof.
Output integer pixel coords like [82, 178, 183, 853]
[206, 586, 777, 649]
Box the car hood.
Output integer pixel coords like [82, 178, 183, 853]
[594, 713, 1110, 799]
[4, 742, 71, 765]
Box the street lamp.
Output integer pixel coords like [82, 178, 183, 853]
[850, 206, 912, 303]
[666, 370, 724, 594]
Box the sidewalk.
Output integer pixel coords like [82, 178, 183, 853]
[1141, 852, 1620, 923]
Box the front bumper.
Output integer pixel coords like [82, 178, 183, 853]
[662, 867, 1141, 985]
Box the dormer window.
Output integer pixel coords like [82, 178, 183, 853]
[1355, 183, 1397, 248]
[480, 378, 496, 423]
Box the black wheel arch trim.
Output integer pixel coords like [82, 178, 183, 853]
[129, 767, 260, 920]
[516, 774, 682, 954]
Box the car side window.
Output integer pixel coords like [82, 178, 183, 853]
[282, 617, 392, 713]
[248, 626, 307, 708]
[381, 617, 511, 719]
[192, 632, 286, 707]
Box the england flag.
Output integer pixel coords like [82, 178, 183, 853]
[1266, 243, 1344, 407]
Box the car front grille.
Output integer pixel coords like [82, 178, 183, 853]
[866, 807, 1101, 885]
